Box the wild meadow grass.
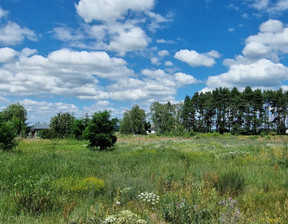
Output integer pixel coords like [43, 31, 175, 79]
[0, 135, 288, 223]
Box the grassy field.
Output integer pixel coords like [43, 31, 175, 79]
[0, 134, 288, 223]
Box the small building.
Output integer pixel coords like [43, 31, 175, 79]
[146, 127, 157, 134]
[30, 124, 50, 138]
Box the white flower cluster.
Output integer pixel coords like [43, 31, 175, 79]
[138, 192, 160, 205]
[103, 210, 147, 224]
[120, 187, 132, 194]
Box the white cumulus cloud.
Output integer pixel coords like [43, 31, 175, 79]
[252, 0, 269, 10]
[158, 50, 169, 57]
[242, 19, 288, 61]
[205, 19, 288, 91]
[0, 47, 17, 63]
[0, 48, 133, 99]
[206, 59, 288, 89]
[0, 21, 36, 46]
[250, 0, 288, 13]
[174, 72, 199, 85]
[174, 49, 220, 67]
[75, 0, 154, 23]
[105, 26, 150, 55]
[19, 99, 79, 123]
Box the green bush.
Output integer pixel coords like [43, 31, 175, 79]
[0, 120, 17, 151]
[85, 111, 117, 151]
[38, 129, 55, 139]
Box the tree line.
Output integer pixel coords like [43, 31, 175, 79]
[181, 86, 288, 135]
[121, 87, 288, 136]
[0, 105, 117, 151]
[1, 86, 288, 150]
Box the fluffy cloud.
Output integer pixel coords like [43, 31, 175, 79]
[242, 19, 288, 60]
[205, 19, 288, 91]
[0, 48, 133, 98]
[19, 99, 79, 123]
[206, 59, 288, 89]
[146, 11, 173, 32]
[242, 42, 271, 59]
[259, 19, 283, 33]
[251, 0, 288, 13]
[75, 0, 154, 23]
[53, 0, 171, 55]
[174, 72, 199, 85]
[0, 47, 199, 106]
[165, 61, 173, 66]
[0, 7, 36, 45]
[8, 98, 121, 123]
[52, 27, 84, 42]
[54, 21, 150, 55]
[0, 7, 8, 19]
[0, 21, 36, 45]
[105, 26, 149, 55]
[267, 0, 288, 13]
[82, 100, 118, 115]
[156, 39, 175, 44]
[104, 69, 199, 102]
[251, 0, 269, 10]
[158, 50, 169, 57]
[0, 47, 17, 63]
[151, 57, 159, 65]
[174, 49, 220, 67]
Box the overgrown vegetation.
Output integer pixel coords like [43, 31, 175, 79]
[2, 88, 288, 222]
[0, 135, 288, 223]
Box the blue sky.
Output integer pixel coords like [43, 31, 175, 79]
[0, 0, 288, 123]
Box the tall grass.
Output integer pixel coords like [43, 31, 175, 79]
[0, 136, 288, 223]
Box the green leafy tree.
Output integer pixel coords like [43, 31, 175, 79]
[72, 118, 89, 140]
[0, 113, 17, 150]
[120, 105, 146, 135]
[85, 111, 117, 151]
[120, 111, 132, 134]
[50, 112, 75, 138]
[2, 103, 27, 136]
[150, 102, 175, 134]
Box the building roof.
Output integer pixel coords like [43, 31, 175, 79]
[31, 124, 50, 130]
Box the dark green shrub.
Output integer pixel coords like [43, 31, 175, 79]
[38, 129, 55, 139]
[215, 170, 245, 197]
[0, 120, 17, 151]
[85, 111, 117, 151]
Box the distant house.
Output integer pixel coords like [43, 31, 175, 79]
[146, 127, 157, 134]
[30, 124, 50, 138]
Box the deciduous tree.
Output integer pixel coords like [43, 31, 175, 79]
[85, 111, 117, 151]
